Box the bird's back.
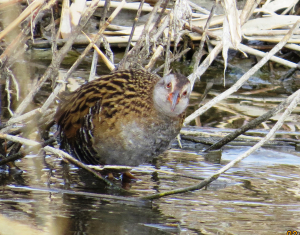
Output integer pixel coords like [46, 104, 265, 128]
[55, 69, 184, 166]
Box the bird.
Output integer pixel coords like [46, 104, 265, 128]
[54, 69, 191, 167]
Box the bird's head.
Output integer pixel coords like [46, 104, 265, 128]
[153, 73, 191, 117]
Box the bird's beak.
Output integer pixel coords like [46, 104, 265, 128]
[168, 90, 180, 111]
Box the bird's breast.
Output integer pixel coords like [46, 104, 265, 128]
[91, 113, 182, 166]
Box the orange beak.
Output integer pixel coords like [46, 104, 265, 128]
[167, 90, 180, 111]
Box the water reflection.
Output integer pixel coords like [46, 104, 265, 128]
[51, 195, 177, 235]
[1, 131, 300, 234]
[0, 154, 182, 235]
[0, 185, 179, 235]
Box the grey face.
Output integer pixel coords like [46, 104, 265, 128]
[153, 73, 191, 117]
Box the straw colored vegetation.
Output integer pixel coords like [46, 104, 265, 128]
[0, 0, 300, 201]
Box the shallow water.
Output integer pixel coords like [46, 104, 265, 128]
[1, 135, 300, 234]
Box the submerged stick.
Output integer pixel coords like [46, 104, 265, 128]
[7, 185, 147, 206]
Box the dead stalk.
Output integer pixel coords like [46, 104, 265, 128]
[82, 31, 115, 71]
[0, 0, 45, 41]
[191, 4, 216, 82]
[121, 0, 164, 68]
[12, 0, 101, 117]
[163, 11, 173, 75]
[145, 45, 164, 71]
[40, 0, 126, 114]
[123, 0, 145, 63]
[89, 0, 111, 81]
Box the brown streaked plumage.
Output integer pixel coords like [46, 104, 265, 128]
[55, 69, 191, 166]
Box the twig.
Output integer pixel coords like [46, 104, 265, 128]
[89, 0, 110, 81]
[102, 36, 114, 63]
[5, 74, 13, 116]
[145, 45, 164, 71]
[183, 23, 220, 40]
[82, 31, 115, 71]
[120, 0, 164, 68]
[50, 6, 58, 78]
[208, 91, 287, 102]
[151, 12, 170, 42]
[188, 41, 223, 88]
[239, 0, 262, 25]
[237, 43, 297, 68]
[279, 61, 300, 82]
[163, 11, 173, 75]
[0, 26, 29, 64]
[180, 127, 300, 138]
[44, 146, 118, 188]
[123, 0, 145, 63]
[7, 185, 148, 206]
[0, 138, 56, 165]
[0, 133, 41, 147]
[180, 129, 263, 141]
[1, 108, 40, 132]
[184, 20, 300, 125]
[149, 0, 170, 36]
[190, 4, 216, 84]
[153, 48, 190, 73]
[285, 43, 300, 52]
[187, 0, 210, 14]
[0, 133, 120, 189]
[88, 1, 161, 12]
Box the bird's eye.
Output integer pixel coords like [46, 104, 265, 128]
[182, 90, 187, 96]
[166, 82, 172, 89]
